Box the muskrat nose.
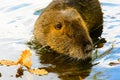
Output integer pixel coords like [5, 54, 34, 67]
[83, 41, 93, 54]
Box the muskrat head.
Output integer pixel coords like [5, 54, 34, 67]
[34, 8, 93, 60]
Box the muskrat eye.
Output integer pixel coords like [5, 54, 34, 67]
[55, 22, 62, 30]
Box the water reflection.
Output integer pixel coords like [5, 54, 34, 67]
[28, 43, 92, 80]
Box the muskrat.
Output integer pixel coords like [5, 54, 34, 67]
[34, 0, 103, 60]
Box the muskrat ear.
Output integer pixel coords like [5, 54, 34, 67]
[55, 22, 62, 30]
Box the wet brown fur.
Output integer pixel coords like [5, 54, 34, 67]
[34, 0, 103, 60]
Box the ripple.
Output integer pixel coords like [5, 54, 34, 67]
[101, 2, 120, 7]
[5, 3, 30, 12]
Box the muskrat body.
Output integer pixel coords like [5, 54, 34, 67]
[34, 0, 103, 60]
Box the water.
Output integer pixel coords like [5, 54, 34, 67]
[0, 0, 120, 80]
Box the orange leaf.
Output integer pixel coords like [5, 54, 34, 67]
[28, 69, 48, 75]
[96, 43, 104, 48]
[16, 50, 32, 69]
[0, 60, 17, 66]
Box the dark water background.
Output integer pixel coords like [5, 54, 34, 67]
[0, 0, 120, 80]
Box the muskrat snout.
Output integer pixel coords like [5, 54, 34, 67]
[83, 40, 93, 54]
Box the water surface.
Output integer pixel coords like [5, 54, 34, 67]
[0, 0, 120, 80]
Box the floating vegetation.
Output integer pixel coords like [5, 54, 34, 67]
[0, 50, 48, 77]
